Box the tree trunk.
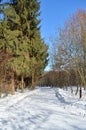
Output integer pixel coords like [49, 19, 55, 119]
[11, 73, 15, 95]
[75, 86, 78, 95]
[79, 86, 82, 98]
[31, 72, 35, 89]
[21, 75, 24, 93]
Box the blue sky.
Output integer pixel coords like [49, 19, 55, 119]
[40, 0, 86, 43]
[40, 0, 86, 70]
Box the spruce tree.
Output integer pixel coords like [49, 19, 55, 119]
[0, 0, 48, 90]
[12, 0, 48, 88]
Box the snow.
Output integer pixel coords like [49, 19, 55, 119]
[0, 87, 86, 130]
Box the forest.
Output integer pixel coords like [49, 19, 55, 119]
[0, 0, 86, 99]
[0, 0, 48, 95]
[0, 1, 86, 130]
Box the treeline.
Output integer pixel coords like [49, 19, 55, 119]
[38, 69, 82, 97]
[39, 70, 81, 87]
[0, 0, 48, 96]
[39, 69, 81, 89]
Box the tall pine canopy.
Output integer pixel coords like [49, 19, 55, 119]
[0, 0, 48, 93]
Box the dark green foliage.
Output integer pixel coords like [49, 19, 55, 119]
[0, 0, 48, 93]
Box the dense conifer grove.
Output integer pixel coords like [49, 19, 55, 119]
[0, 0, 48, 95]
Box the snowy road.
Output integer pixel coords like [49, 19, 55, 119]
[0, 87, 86, 130]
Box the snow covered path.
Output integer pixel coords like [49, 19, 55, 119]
[0, 87, 86, 130]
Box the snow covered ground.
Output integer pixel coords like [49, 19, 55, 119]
[0, 87, 86, 130]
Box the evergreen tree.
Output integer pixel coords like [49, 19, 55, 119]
[0, 0, 48, 91]
[12, 0, 48, 88]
